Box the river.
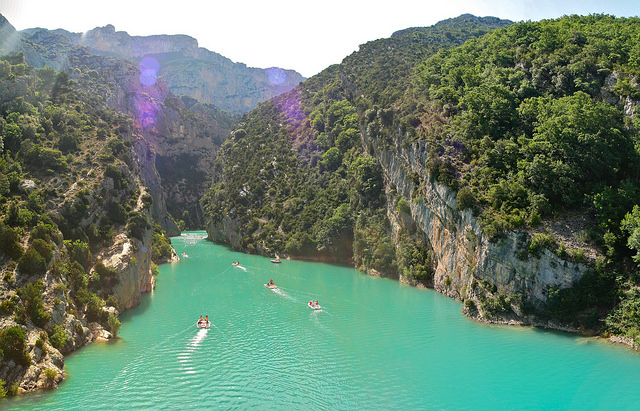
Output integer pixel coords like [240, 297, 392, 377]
[5, 231, 640, 410]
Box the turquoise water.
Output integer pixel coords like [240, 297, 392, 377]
[5, 231, 640, 410]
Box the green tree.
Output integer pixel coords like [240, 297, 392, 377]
[17, 280, 51, 326]
[351, 156, 383, 204]
[622, 205, 640, 267]
[320, 147, 342, 171]
[18, 247, 47, 276]
[0, 326, 31, 366]
[48, 325, 68, 351]
[127, 211, 150, 241]
[65, 239, 91, 269]
[107, 312, 121, 338]
[0, 223, 24, 260]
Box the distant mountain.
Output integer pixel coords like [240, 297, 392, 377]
[5, 23, 305, 115]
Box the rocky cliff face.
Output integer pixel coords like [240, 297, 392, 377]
[205, 214, 242, 251]
[51, 48, 233, 232]
[97, 230, 154, 311]
[370, 130, 588, 320]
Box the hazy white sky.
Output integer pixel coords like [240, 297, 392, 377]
[1, 0, 639, 77]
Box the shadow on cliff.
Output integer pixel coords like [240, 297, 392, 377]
[119, 292, 153, 322]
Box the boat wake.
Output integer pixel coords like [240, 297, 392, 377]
[265, 285, 300, 303]
[189, 328, 208, 347]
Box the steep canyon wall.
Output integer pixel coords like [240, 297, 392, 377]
[369, 131, 588, 312]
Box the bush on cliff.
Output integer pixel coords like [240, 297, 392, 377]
[152, 224, 173, 262]
[108, 312, 121, 338]
[127, 211, 150, 241]
[17, 247, 47, 276]
[17, 280, 51, 327]
[48, 325, 68, 351]
[0, 223, 23, 260]
[0, 326, 31, 367]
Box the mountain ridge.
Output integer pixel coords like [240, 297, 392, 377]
[5, 22, 305, 115]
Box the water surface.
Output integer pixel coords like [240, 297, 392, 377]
[6, 231, 640, 410]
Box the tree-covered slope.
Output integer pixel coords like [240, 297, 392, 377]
[202, 15, 513, 273]
[412, 14, 640, 334]
[0, 41, 234, 394]
[0, 52, 160, 393]
[0, 13, 241, 231]
[202, 14, 640, 342]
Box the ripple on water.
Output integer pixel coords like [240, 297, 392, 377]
[9, 233, 640, 410]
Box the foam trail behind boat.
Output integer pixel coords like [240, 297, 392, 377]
[189, 328, 208, 348]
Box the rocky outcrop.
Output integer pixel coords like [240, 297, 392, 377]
[4, 195, 155, 393]
[97, 231, 154, 311]
[0, 328, 65, 392]
[205, 215, 242, 251]
[370, 133, 587, 313]
[80, 25, 200, 59]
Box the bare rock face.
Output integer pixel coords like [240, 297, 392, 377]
[371, 131, 587, 313]
[205, 214, 242, 250]
[80, 25, 200, 59]
[97, 229, 154, 311]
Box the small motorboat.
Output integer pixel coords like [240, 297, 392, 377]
[232, 261, 240, 266]
[196, 320, 210, 329]
[264, 283, 278, 289]
[182, 252, 189, 258]
[308, 301, 321, 310]
[271, 259, 281, 263]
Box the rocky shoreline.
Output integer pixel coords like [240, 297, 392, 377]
[0, 221, 164, 396]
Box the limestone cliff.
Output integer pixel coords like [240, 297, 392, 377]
[370, 131, 588, 325]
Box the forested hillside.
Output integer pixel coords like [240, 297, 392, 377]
[0, 17, 241, 230]
[0, 52, 164, 394]
[0, 34, 233, 396]
[414, 14, 640, 337]
[203, 15, 513, 275]
[202, 14, 640, 344]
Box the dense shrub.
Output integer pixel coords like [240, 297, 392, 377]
[48, 325, 68, 351]
[107, 312, 121, 338]
[151, 224, 173, 262]
[127, 211, 149, 241]
[85, 293, 105, 323]
[0, 223, 23, 260]
[65, 239, 91, 269]
[0, 326, 31, 366]
[93, 261, 119, 291]
[17, 280, 51, 327]
[18, 247, 47, 276]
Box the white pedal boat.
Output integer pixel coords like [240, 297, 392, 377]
[308, 302, 321, 310]
[196, 320, 211, 329]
